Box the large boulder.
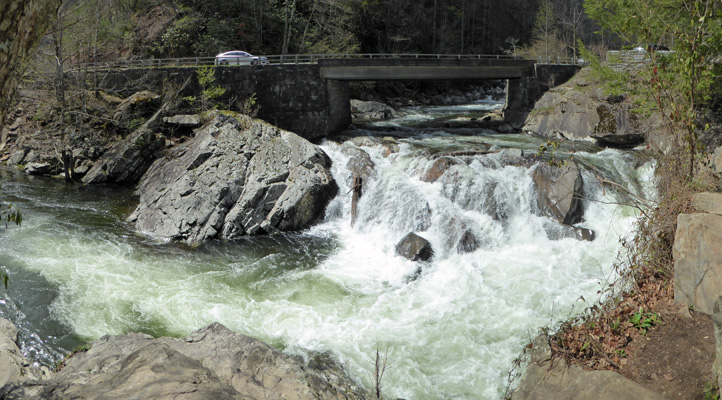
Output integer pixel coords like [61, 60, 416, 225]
[532, 162, 584, 226]
[129, 113, 337, 243]
[673, 212, 722, 315]
[0, 322, 371, 400]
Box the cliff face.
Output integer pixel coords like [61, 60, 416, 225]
[0, 0, 60, 128]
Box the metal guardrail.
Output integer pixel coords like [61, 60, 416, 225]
[80, 53, 582, 70]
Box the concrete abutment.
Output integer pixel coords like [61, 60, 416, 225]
[89, 62, 579, 140]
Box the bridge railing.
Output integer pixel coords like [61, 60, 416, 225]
[79, 53, 582, 70]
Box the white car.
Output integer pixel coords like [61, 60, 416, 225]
[214, 51, 268, 66]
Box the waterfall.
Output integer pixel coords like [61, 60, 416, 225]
[0, 100, 654, 399]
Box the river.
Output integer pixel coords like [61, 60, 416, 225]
[0, 96, 653, 399]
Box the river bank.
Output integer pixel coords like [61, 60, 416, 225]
[508, 66, 722, 399]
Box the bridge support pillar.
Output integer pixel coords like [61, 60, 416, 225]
[503, 64, 581, 130]
[503, 77, 545, 130]
[326, 80, 351, 135]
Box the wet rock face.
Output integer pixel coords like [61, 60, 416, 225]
[532, 162, 584, 226]
[129, 114, 338, 243]
[395, 232, 434, 262]
[0, 322, 371, 400]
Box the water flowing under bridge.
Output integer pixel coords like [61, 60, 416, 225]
[88, 54, 581, 138]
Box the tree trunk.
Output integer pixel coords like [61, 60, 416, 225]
[0, 0, 61, 129]
[282, 0, 297, 55]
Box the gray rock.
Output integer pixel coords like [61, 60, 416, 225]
[692, 192, 722, 215]
[714, 297, 722, 393]
[456, 230, 479, 253]
[591, 133, 645, 148]
[533, 162, 584, 226]
[82, 127, 165, 185]
[421, 157, 461, 183]
[521, 73, 658, 150]
[395, 232, 434, 262]
[712, 146, 722, 176]
[129, 114, 337, 243]
[512, 357, 664, 399]
[0, 322, 371, 400]
[350, 100, 398, 121]
[163, 114, 201, 127]
[544, 222, 596, 242]
[572, 226, 596, 241]
[673, 213, 722, 314]
[113, 90, 161, 125]
[0, 318, 50, 388]
[512, 334, 664, 400]
[23, 162, 53, 175]
[342, 146, 376, 183]
[7, 149, 27, 166]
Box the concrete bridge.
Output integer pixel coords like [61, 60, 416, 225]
[94, 56, 580, 139]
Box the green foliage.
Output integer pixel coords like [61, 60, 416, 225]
[238, 93, 259, 118]
[577, 41, 631, 98]
[536, 140, 568, 167]
[1, 184, 22, 229]
[192, 66, 226, 112]
[704, 379, 720, 400]
[628, 307, 658, 335]
[585, 0, 722, 178]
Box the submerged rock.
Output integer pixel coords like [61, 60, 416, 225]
[456, 229, 479, 253]
[129, 113, 337, 243]
[0, 322, 371, 400]
[395, 232, 434, 261]
[533, 162, 584, 226]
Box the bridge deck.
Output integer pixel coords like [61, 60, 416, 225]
[318, 58, 536, 80]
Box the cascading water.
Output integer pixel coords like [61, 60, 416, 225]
[0, 97, 653, 399]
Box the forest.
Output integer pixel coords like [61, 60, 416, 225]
[35, 0, 607, 69]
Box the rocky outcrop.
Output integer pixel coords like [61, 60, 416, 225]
[521, 68, 670, 151]
[511, 335, 664, 400]
[0, 318, 50, 387]
[82, 126, 165, 184]
[0, 322, 371, 400]
[112, 90, 161, 129]
[129, 113, 337, 243]
[673, 210, 722, 315]
[395, 232, 434, 261]
[533, 162, 584, 226]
